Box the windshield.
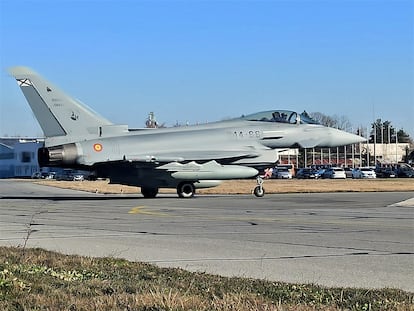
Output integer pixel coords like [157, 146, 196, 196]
[239, 110, 319, 125]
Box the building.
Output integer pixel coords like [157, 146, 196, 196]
[0, 138, 44, 178]
[363, 143, 411, 165]
[278, 142, 412, 168]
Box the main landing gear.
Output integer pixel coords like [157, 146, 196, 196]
[253, 176, 265, 197]
[141, 183, 196, 199]
[141, 187, 159, 198]
[177, 182, 196, 198]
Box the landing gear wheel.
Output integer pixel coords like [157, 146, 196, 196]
[253, 176, 265, 197]
[254, 185, 265, 197]
[177, 182, 195, 198]
[141, 187, 159, 198]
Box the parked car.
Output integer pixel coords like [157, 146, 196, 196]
[375, 167, 396, 178]
[56, 172, 73, 181]
[31, 172, 42, 179]
[352, 167, 376, 179]
[315, 168, 326, 179]
[343, 167, 353, 178]
[86, 172, 97, 181]
[322, 167, 346, 179]
[45, 172, 56, 179]
[396, 167, 414, 178]
[296, 168, 319, 179]
[31, 172, 52, 179]
[73, 174, 85, 181]
[273, 168, 292, 179]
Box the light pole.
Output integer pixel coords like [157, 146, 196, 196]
[395, 131, 399, 163]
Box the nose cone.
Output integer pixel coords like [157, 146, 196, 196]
[320, 127, 366, 147]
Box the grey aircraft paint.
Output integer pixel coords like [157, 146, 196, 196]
[9, 66, 365, 198]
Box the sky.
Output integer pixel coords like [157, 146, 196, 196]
[0, 0, 413, 138]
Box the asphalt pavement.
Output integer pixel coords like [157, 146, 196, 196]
[0, 179, 413, 291]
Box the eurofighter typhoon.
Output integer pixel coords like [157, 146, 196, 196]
[9, 67, 365, 198]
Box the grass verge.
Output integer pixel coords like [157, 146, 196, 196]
[1, 247, 413, 311]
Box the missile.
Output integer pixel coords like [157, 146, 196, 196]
[159, 160, 258, 180]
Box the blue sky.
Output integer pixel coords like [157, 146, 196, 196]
[0, 0, 413, 137]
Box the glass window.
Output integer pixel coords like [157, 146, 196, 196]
[21, 152, 31, 163]
[240, 110, 319, 125]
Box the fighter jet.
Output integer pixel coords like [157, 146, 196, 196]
[9, 66, 365, 198]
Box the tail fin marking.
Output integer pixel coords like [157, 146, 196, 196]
[15, 76, 67, 137]
[9, 66, 113, 139]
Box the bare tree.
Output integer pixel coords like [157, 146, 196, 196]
[309, 112, 351, 130]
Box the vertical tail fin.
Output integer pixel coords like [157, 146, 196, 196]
[9, 66, 113, 141]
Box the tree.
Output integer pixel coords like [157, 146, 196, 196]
[309, 112, 351, 131]
[397, 129, 411, 143]
[370, 119, 394, 143]
[309, 112, 336, 127]
[369, 119, 411, 143]
[335, 115, 352, 132]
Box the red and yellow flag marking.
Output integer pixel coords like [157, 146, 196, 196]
[93, 143, 103, 152]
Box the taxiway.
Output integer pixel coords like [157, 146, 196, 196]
[1, 180, 413, 291]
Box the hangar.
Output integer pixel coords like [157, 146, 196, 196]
[0, 137, 44, 178]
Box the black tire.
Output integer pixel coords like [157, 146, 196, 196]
[141, 187, 159, 198]
[177, 182, 195, 198]
[253, 186, 265, 197]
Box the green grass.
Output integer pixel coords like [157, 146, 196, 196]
[1, 247, 413, 311]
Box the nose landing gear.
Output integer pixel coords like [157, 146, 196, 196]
[253, 176, 265, 197]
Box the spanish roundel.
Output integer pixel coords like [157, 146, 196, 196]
[93, 143, 103, 152]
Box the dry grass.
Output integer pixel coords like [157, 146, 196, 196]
[1, 247, 413, 311]
[33, 178, 414, 195]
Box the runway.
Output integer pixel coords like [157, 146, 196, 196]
[1, 179, 413, 291]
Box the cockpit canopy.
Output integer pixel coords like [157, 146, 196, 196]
[239, 110, 319, 125]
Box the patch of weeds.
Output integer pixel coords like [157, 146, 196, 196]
[0, 246, 413, 311]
